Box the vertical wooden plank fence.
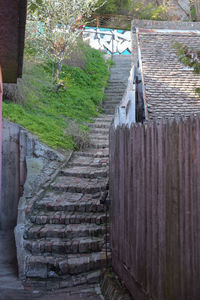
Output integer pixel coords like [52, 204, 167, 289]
[110, 116, 200, 300]
[0, 66, 2, 205]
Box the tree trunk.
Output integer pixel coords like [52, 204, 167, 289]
[174, 0, 191, 19]
[194, 1, 200, 21]
[52, 60, 63, 92]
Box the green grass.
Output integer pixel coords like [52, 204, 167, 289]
[3, 44, 110, 150]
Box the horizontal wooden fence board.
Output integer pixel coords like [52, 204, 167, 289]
[110, 115, 200, 300]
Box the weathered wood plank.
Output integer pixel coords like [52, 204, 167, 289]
[110, 115, 200, 299]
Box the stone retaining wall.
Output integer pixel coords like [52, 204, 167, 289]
[1, 119, 66, 230]
[0, 119, 70, 279]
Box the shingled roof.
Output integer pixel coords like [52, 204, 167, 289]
[135, 23, 200, 119]
[0, 0, 27, 83]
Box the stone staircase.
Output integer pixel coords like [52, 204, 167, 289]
[103, 56, 132, 115]
[22, 55, 131, 290]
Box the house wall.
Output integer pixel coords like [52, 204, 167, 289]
[0, 0, 27, 83]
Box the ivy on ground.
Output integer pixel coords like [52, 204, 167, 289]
[173, 42, 200, 98]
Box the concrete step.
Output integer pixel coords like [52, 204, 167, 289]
[24, 224, 106, 240]
[89, 140, 109, 149]
[108, 80, 129, 84]
[24, 236, 104, 255]
[89, 115, 113, 125]
[89, 122, 111, 129]
[104, 101, 121, 106]
[30, 211, 107, 225]
[90, 128, 109, 135]
[51, 176, 108, 194]
[104, 97, 122, 101]
[26, 251, 111, 278]
[90, 134, 109, 141]
[25, 269, 102, 289]
[75, 148, 109, 158]
[60, 166, 108, 179]
[103, 108, 115, 115]
[103, 103, 119, 110]
[105, 90, 124, 95]
[69, 155, 109, 167]
[34, 192, 107, 213]
[104, 99, 122, 104]
[93, 116, 113, 122]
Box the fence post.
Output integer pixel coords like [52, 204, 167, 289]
[0, 66, 2, 204]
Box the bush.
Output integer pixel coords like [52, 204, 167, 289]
[130, 1, 168, 21]
[3, 81, 26, 104]
[65, 120, 90, 151]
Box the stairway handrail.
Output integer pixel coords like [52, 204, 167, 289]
[114, 66, 136, 128]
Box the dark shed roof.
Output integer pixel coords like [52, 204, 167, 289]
[132, 19, 200, 32]
[137, 28, 200, 119]
[0, 0, 27, 83]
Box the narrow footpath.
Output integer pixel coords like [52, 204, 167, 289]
[0, 55, 131, 300]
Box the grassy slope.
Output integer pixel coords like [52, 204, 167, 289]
[3, 44, 110, 150]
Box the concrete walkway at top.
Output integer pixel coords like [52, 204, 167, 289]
[0, 55, 131, 300]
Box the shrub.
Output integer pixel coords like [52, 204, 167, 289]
[65, 120, 90, 151]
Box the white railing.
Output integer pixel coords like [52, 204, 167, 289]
[114, 66, 136, 127]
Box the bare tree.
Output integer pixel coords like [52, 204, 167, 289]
[27, 0, 100, 90]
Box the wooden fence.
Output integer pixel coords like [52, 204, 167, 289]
[110, 116, 200, 300]
[0, 66, 2, 205]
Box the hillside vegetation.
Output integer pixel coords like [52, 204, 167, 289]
[3, 43, 110, 151]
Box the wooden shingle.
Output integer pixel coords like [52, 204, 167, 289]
[137, 28, 200, 119]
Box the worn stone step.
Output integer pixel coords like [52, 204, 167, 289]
[103, 108, 115, 115]
[90, 128, 109, 135]
[105, 95, 124, 99]
[60, 166, 108, 179]
[90, 134, 109, 141]
[69, 155, 109, 167]
[105, 90, 124, 94]
[30, 211, 107, 225]
[103, 104, 118, 110]
[104, 98, 122, 103]
[93, 116, 112, 122]
[103, 99, 121, 105]
[105, 92, 124, 96]
[89, 122, 111, 129]
[35, 192, 106, 212]
[108, 80, 127, 85]
[89, 139, 109, 149]
[51, 176, 108, 194]
[26, 251, 111, 279]
[24, 269, 102, 289]
[75, 148, 109, 158]
[24, 236, 104, 255]
[34, 192, 107, 213]
[24, 223, 106, 240]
